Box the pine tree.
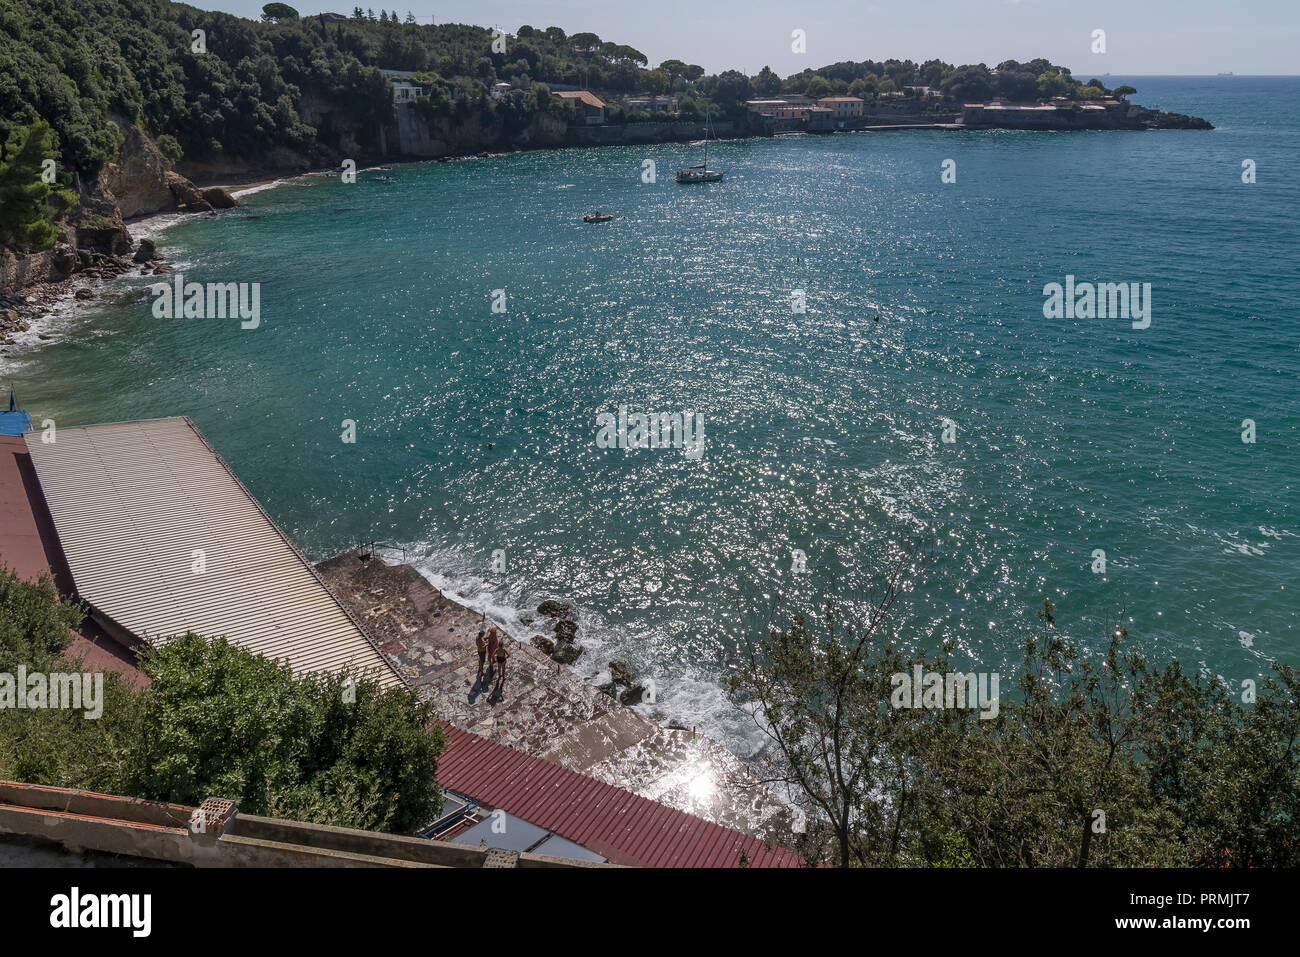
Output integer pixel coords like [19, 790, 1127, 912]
[0, 120, 76, 252]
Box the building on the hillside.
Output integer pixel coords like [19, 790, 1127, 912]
[320, 12, 350, 22]
[960, 99, 1126, 128]
[552, 90, 607, 124]
[805, 106, 835, 131]
[491, 81, 512, 99]
[744, 99, 805, 119]
[393, 80, 424, 102]
[625, 94, 677, 113]
[817, 96, 865, 119]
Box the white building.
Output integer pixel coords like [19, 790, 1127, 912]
[393, 80, 424, 102]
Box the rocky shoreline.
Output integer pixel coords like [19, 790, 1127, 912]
[316, 548, 796, 846]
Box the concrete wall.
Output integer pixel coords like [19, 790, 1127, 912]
[0, 782, 613, 868]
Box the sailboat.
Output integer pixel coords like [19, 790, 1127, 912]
[677, 110, 724, 183]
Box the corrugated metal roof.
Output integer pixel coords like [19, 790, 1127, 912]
[23, 417, 404, 689]
[438, 726, 804, 868]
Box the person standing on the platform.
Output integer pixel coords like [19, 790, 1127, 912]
[493, 639, 510, 699]
[474, 630, 487, 686]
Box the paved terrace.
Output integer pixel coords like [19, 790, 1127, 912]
[317, 549, 796, 847]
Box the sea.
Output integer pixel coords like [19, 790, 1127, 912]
[5, 75, 1296, 757]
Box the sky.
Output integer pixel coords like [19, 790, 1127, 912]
[204, 1, 1299, 76]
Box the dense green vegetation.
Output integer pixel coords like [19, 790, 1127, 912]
[0, 566, 445, 834]
[0, 0, 393, 180]
[733, 568, 1300, 867]
[0, 120, 78, 251]
[1, 0, 1118, 189]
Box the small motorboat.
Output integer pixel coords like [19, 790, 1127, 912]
[583, 212, 614, 223]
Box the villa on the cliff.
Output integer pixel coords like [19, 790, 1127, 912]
[393, 80, 424, 102]
[552, 89, 607, 124]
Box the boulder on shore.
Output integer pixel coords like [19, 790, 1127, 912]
[132, 238, 156, 263]
[530, 635, 555, 656]
[200, 186, 239, 209]
[166, 171, 213, 212]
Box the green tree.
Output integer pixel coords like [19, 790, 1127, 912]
[658, 59, 688, 92]
[121, 633, 446, 834]
[730, 554, 931, 866]
[754, 65, 782, 97]
[0, 121, 77, 252]
[805, 74, 831, 98]
[642, 70, 668, 95]
[261, 3, 299, 21]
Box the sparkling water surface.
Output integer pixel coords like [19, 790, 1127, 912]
[9, 76, 1297, 755]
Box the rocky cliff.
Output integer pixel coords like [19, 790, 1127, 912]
[1, 121, 241, 297]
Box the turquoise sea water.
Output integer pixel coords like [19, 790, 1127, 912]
[7, 76, 1297, 755]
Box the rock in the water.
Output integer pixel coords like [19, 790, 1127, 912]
[530, 635, 555, 656]
[537, 599, 574, 620]
[552, 639, 582, 665]
[132, 238, 156, 263]
[74, 288, 93, 300]
[152, 264, 173, 274]
[200, 186, 239, 209]
[595, 681, 617, 699]
[619, 684, 647, 706]
[553, 618, 578, 641]
[608, 659, 635, 687]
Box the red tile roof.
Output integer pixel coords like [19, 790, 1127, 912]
[552, 90, 606, 109]
[437, 725, 804, 868]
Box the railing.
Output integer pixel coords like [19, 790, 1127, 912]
[358, 540, 408, 564]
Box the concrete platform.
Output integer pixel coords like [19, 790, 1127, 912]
[316, 549, 795, 844]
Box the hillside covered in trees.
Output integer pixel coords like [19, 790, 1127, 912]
[2, 0, 1123, 192]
